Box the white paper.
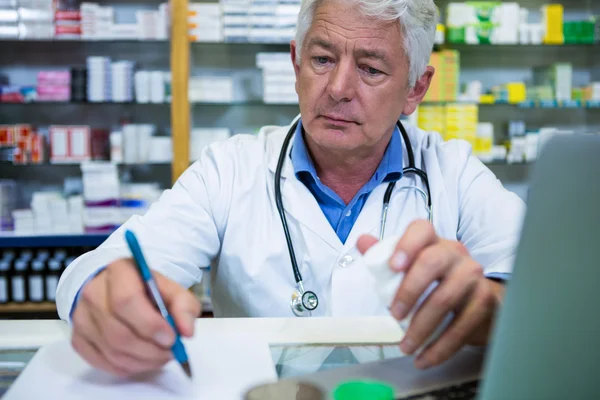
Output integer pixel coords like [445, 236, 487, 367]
[5, 331, 278, 400]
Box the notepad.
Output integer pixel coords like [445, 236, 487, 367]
[4, 331, 279, 400]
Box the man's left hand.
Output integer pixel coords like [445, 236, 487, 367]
[357, 220, 505, 369]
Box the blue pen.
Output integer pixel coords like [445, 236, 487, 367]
[124, 229, 192, 378]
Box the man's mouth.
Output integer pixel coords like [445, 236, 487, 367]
[321, 114, 357, 125]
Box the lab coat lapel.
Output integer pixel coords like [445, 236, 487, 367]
[267, 133, 342, 253]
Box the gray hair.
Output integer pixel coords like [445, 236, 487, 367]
[294, 0, 439, 87]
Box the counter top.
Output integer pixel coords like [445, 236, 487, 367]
[0, 316, 404, 350]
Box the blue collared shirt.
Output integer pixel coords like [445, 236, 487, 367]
[291, 120, 403, 244]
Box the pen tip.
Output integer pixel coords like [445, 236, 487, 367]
[182, 362, 192, 378]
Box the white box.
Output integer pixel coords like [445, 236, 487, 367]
[0, 9, 18, 23]
[0, 24, 18, 38]
[18, 7, 53, 21]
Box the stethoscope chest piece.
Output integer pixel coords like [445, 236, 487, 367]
[290, 287, 319, 317]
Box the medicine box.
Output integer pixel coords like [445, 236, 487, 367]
[50, 125, 91, 163]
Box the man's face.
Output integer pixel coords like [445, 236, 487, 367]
[291, 0, 431, 153]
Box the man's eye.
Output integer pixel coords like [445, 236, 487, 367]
[314, 56, 330, 65]
[362, 66, 382, 76]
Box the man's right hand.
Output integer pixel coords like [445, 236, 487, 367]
[70, 258, 201, 377]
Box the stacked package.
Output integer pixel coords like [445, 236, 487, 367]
[257, 52, 297, 104]
[81, 162, 121, 233]
[86, 56, 111, 102]
[81, 2, 113, 40]
[18, 0, 54, 39]
[1, 124, 45, 164]
[533, 63, 573, 102]
[54, 8, 81, 39]
[111, 61, 134, 103]
[188, 3, 222, 42]
[423, 50, 460, 103]
[446, 2, 521, 45]
[221, 0, 249, 42]
[248, 0, 299, 43]
[418, 104, 478, 147]
[218, 0, 300, 43]
[0, 0, 18, 39]
[37, 70, 71, 102]
[137, 3, 169, 41]
[80, 2, 169, 40]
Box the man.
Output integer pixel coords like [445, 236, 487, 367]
[57, 0, 525, 378]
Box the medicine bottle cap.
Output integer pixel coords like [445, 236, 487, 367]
[333, 381, 394, 400]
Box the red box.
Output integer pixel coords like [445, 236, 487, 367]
[30, 134, 46, 164]
[14, 125, 33, 142]
[55, 10, 81, 21]
[55, 24, 82, 35]
[0, 125, 15, 145]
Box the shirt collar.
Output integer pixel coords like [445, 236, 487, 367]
[291, 119, 403, 182]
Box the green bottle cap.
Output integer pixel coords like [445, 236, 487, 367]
[333, 381, 394, 400]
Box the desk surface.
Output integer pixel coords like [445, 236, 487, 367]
[0, 317, 405, 399]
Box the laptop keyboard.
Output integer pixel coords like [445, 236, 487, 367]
[398, 380, 480, 400]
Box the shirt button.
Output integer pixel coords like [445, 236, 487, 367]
[345, 210, 352, 217]
[338, 255, 354, 268]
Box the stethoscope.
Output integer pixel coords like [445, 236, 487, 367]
[275, 119, 433, 317]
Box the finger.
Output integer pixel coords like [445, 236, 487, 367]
[390, 220, 438, 272]
[399, 256, 482, 355]
[356, 235, 379, 255]
[391, 242, 462, 321]
[414, 279, 496, 369]
[157, 274, 202, 337]
[89, 306, 173, 365]
[71, 334, 128, 378]
[74, 302, 153, 377]
[80, 266, 172, 364]
[105, 259, 176, 348]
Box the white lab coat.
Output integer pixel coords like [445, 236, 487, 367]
[56, 121, 526, 321]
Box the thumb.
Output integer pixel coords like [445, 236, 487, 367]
[155, 273, 201, 338]
[357, 234, 379, 255]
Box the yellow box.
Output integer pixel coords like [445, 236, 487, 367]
[480, 94, 495, 104]
[506, 82, 527, 104]
[543, 4, 564, 44]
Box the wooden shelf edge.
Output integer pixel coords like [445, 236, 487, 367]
[0, 302, 57, 313]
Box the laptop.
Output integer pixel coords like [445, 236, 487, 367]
[267, 134, 600, 399]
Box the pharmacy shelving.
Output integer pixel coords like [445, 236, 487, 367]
[0, 1, 185, 317]
[0, 302, 57, 314]
[0, 233, 110, 248]
[4, 99, 600, 109]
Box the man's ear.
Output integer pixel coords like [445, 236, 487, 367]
[290, 40, 301, 95]
[402, 66, 435, 116]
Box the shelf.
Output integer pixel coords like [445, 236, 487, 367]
[3, 100, 598, 109]
[444, 43, 598, 48]
[0, 102, 170, 106]
[422, 100, 600, 109]
[0, 233, 111, 248]
[191, 101, 298, 106]
[0, 39, 168, 44]
[188, 40, 599, 48]
[0, 302, 57, 313]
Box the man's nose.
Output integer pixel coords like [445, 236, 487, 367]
[327, 60, 357, 103]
